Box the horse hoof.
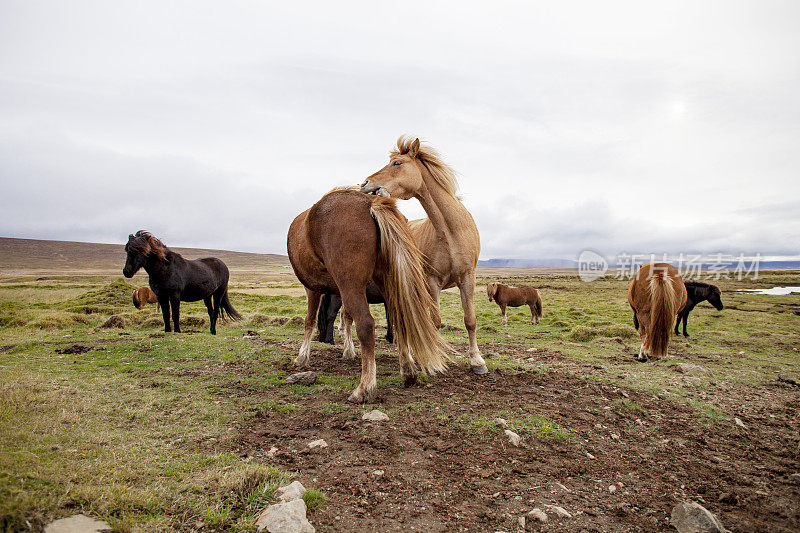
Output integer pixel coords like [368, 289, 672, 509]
[637, 355, 648, 362]
[472, 364, 488, 375]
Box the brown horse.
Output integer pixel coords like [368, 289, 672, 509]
[132, 286, 160, 311]
[360, 137, 488, 374]
[486, 282, 543, 325]
[287, 188, 448, 403]
[627, 263, 687, 362]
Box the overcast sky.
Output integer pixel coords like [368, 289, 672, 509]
[1, 1, 798, 261]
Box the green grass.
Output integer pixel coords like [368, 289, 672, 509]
[1, 270, 799, 530]
[302, 489, 328, 512]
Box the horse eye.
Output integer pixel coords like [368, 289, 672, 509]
[392, 161, 402, 166]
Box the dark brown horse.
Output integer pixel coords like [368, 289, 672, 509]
[123, 231, 241, 334]
[627, 263, 687, 361]
[486, 282, 543, 325]
[676, 281, 724, 337]
[132, 286, 160, 311]
[287, 188, 448, 403]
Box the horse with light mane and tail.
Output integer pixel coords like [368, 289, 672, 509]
[287, 188, 449, 403]
[358, 136, 488, 374]
[627, 262, 687, 362]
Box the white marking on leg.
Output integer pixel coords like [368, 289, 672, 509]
[341, 312, 356, 359]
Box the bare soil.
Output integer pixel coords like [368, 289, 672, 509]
[224, 343, 800, 532]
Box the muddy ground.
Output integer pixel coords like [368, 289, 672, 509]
[221, 341, 800, 532]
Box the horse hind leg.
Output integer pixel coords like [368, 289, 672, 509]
[204, 296, 216, 335]
[340, 291, 377, 403]
[341, 309, 357, 360]
[295, 289, 322, 367]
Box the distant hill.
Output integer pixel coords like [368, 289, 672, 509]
[0, 237, 289, 273]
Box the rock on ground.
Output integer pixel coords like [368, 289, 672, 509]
[44, 514, 111, 533]
[670, 501, 729, 533]
[276, 481, 307, 502]
[504, 430, 521, 447]
[256, 499, 315, 533]
[308, 439, 328, 449]
[672, 363, 715, 378]
[362, 409, 389, 422]
[493, 417, 509, 429]
[528, 508, 548, 522]
[285, 371, 317, 385]
[547, 505, 572, 519]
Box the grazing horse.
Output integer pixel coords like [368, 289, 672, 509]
[317, 282, 393, 345]
[675, 281, 724, 337]
[287, 188, 448, 403]
[132, 286, 160, 312]
[122, 231, 241, 334]
[486, 282, 543, 325]
[360, 136, 488, 374]
[627, 263, 687, 362]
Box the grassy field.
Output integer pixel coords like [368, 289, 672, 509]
[1, 256, 799, 531]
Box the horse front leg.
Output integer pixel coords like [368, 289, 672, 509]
[636, 313, 648, 362]
[459, 278, 487, 375]
[682, 312, 690, 338]
[159, 295, 171, 332]
[295, 289, 321, 367]
[170, 294, 181, 333]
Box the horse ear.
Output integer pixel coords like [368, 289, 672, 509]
[128, 234, 134, 241]
[409, 138, 421, 158]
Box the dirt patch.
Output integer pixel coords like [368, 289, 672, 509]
[54, 344, 92, 355]
[223, 347, 800, 532]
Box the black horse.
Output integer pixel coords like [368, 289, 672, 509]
[676, 281, 724, 337]
[317, 282, 393, 344]
[122, 231, 241, 334]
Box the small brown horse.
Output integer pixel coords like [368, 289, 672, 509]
[132, 287, 160, 311]
[486, 283, 543, 325]
[627, 263, 687, 362]
[287, 188, 448, 403]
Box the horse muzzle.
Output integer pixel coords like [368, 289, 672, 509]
[360, 181, 391, 197]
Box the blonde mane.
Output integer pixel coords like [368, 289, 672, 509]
[392, 136, 459, 199]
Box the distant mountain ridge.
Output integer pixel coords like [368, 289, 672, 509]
[0, 237, 289, 273]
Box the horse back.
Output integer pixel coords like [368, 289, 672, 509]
[288, 190, 378, 294]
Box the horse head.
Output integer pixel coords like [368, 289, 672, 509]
[708, 285, 724, 310]
[361, 137, 424, 199]
[487, 282, 498, 302]
[123, 231, 166, 277]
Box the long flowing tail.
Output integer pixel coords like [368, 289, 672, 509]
[370, 197, 449, 375]
[646, 270, 678, 357]
[219, 292, 243, 321]
[533, 292, 543, 320]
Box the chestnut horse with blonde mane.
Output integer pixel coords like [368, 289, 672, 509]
[627, 262, 687, 362]
[287, 188, 448, 403]
[487, 282, 543, 325]
[359, 137, 488, 374]
[133, 286, 160, 311]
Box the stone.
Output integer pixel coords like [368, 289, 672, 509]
[44, 515, 111, 533]
[267, 446, 278, 458]
[547, 505, 572, 519]
[609, 484, 617, 493]
[734, 417, 746, 429]
[789, 473, 800, 484]
[362, 409, 389, 422]
[672, 363, 714, 378]
[517, 516, 526, 529]
[504, 430, 521, 447]
[586, 452, 596, 459]
[255, 499, 315, 533]
[372, 470, 384, 476]
[527, 508, 548, 522]
[670, 501, 729, 533]
[285, 371, 317, 385]
[276, 481, 307, 502]
[494, 417, 509, 429]
[308, 439, 328, 449]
